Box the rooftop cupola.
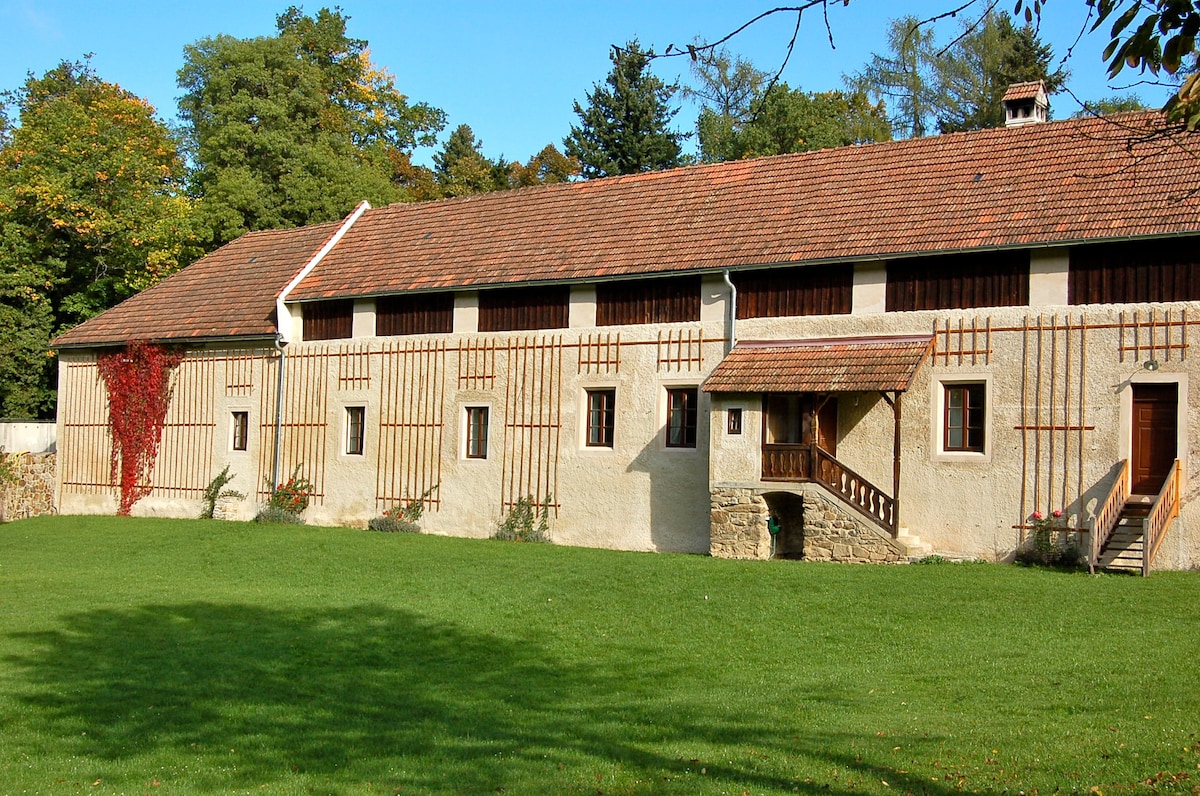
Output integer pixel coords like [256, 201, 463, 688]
[1002, 80, 1049, 127]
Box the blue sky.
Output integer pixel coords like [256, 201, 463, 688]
[0, 0, 1165, 164]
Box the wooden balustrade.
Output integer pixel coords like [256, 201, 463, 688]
[1143, 459, 1181, 576]
[761, 443, 895, 533]
[1089, 459, 1129, 574]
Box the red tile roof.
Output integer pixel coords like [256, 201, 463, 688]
[1002, 81, 1045, 102]
[53, 221, 342, 348]
[55, 112, 1200, 347]
[702, 336, 935, 394]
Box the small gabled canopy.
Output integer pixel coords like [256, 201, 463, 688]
[702, 335, 934, 394]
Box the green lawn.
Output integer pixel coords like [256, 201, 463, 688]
[0, 517, 1197, 795]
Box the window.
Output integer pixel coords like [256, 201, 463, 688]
[465, 406, 489, 459]
[585, 389, 616, 447]
[595, 276, 700, 326]
[944, 384, 985, 452]
[666, 388, 698, 448]
[886, 251, 1029, 311]
[733, 264, 852, 319]
[345, 406, 365, 455]
[231, 411, 249, 451]
[1069, 238, 1200, 304]
[376, 293, 454, 336]
[478, 286, 570, 331]
[727, 407, 743, 435]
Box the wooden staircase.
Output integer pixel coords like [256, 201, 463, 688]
[1090, 460, 1181, 576]
[1093, 498, 1151, 572]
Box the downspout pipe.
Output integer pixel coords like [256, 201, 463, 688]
[271, 333, 287, 491]
[722, 269, 737, 354]
[270, 200, 370, 489]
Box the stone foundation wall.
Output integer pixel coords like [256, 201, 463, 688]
[710, 484, 908, 563]
[1, 452, 57, 521]
[710, 487, 771, 559]
[797, 488, 907, 563]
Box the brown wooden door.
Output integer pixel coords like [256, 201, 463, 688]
[1131, 383, 1178, 494]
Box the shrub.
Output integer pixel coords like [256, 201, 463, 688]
[200, 465, 246, 519]
[0, 446, 17, 490]
[493, 495, 551, 542]
[367, 485, 437, 533]
[253, 507, 305, 525]
[915, 554, 948, 565]
[1015, 509, 1085, 568]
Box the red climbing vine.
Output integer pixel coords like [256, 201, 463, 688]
[96, 340, 184, 515]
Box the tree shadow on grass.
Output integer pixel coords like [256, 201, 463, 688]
[5, 602, 967, 794]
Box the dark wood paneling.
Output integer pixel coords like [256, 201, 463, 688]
[596, 276, 700, 326]
[376, 293, 454, 336]
[1069, 238, 1200, 304]
[886, 251, 1029, 311]
[303, 300, 353, 341]
[734, 264, 852, 319]
[478, 286, 570, 332]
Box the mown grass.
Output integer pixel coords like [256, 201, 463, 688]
[0, 516, 1197, 795]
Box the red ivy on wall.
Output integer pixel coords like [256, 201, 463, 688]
[97, 340, 184, 515]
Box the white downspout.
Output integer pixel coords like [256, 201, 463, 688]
[722, 269, 737, 354]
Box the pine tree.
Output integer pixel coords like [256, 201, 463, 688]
[564, 41, 684, 179]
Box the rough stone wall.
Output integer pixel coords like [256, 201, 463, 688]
[710, 484, 908, 563]
[798, 488, 908, 563]
[710, 487, 771, 559]
[1, 452, 57, 521]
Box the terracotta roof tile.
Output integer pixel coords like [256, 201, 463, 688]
[293, 112, 1200, 300]
[1002, 81, 1045, 102]
[702, 336, 934, 394]
[53, 221, 342, 347]
[55, 112, 1200, 346]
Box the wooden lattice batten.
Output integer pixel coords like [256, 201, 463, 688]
[1118, 307, 1189, 363]
[149, 351, 216, 499]
[502, 335, 562, 514]
[458, 337, 497, 390]
[657, 327, 704, 371]
[58, 357, 112, 494]
[932, 316, 993, 365]
[1016, 313, 1091, 535]
[336, 341, 373, 390]
[577, 331, 622, 374]
[258, 349, 328, 503]
[376, 339, 445, 511]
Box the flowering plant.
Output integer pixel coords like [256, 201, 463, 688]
[265, 465, 314, 515]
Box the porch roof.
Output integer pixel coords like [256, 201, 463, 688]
[702, 335, 934, 394]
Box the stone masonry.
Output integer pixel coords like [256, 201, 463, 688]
[1, 452, 57, 522]
[710, 484, 908, 563]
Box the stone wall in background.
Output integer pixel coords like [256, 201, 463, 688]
[1, 452, 57, 522]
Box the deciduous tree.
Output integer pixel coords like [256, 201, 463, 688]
[178, 6, 445, 244]
[0, 60, 195, 417]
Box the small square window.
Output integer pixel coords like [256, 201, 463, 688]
[944, 384, 985, 452]
[586, 389, 615, 447]
[466, 406, 489, 459]
[666, 387, 698, 448]
[345, 406, 365, 455]
[727, 407, 743, 435]
[231, 411, 249, 451]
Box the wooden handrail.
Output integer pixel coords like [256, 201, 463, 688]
[761, 443, 895, 535]
[1090, 459, 1129, 574]
[1142, 459, 1181, 576]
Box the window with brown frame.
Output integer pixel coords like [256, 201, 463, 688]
[585, 389, 616, 447]
[595, 276, 701, 326]
[377, 293, 454, 336]
[231, 411, 249, 452]
[345, 406, 366, 455]
[303, 299, 354, 341]
[1069, 238, 1200, 304]
[465, 406, 489, 459]
[943, 383, 986, 453]
[478, 286, 570, 332]
[665, 387, 699, 448]
[727, 407, 743, 435]
[886, 251, 1029, 311]
[733, 264, 853, 319]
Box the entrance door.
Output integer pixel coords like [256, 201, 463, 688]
[763, 394, 838, 455]
[1131, 383, 1178, 494]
